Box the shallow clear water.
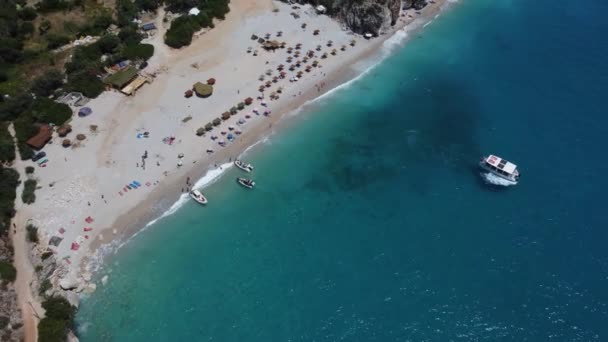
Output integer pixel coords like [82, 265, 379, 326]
[77, 0, 608, 340]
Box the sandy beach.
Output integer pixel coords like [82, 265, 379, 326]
[16, 0, 452, 302]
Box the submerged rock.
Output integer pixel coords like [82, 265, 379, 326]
[101, 275, 109, 286]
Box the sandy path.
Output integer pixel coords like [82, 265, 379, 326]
[9, 124, 43, 342]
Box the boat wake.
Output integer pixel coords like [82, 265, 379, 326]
[481, 172, 516, 187]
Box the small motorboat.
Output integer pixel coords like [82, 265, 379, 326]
[190, 190, 208, 204]
[234, 159, 254, 172]
[237, 177, 255, 189]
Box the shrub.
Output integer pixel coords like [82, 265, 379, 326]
[0, 166, 19, 234]
[31, 98, 72, 125]
[66, 71, 105, 98]
[18, 22, 35, 37]
[22, 179, 37, 204]
[97, 34, 121, 54]
[0, 123, 15, 163]
[0, 261, 16, 283]
[38, 318, 68, 342]
[25, 166, 35, 174]
[46, 33, 71, 50]
[118, 26, 143, 45]
[18, 142, 34, 160]
[26, 224, 38, 243]
[0, 316, 8, 329]
[18, 7, 38, 21]
[122, 43, 154, 61]
[41, 251, 53, 260]
[31, 70, 64, 96]
[42, 296, 76, 321]
[39, 278, 52, 295]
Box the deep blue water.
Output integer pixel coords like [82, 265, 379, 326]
[77, 0, 608, 340]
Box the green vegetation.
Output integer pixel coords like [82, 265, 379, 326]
[164, 0, 229, 48]
[0, 166, 19, 234]
[25, 166, 35, 174]
[0, 122, 15, 163]
[26, 224, 39, 243]
[22, 179, 37, 204]
[39, 278, 52, 295]
[0, 261, 16, 283]
[31, 70, 64, 97]
[38, 296, 76, 342]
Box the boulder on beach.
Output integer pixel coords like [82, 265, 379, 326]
[59, 277, 79, 291]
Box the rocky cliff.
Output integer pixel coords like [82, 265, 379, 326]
[283, 0, 401, 35]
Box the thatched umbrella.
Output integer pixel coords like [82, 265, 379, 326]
[272, 76, 278, 83]
[196, 127, 206, 136]
[251, 34, 258, 40]
[350, 39, 356, 46]
[327, 40, 333, 47]
[193, 82, 213, 97]
[279, 71, 287, 77]
[57, 124, 72, 137]
[264, 33, 271, 39]
[230, 106, 238, 114]
[212, 118, 222, 126]
[237, 102, 245, 110]
[258, 86, 265, 92]
[76, 134, 86, 140]
[205, 123, 214, 131]
[321, 53, 328, 59]
[313, 29, 320, 35]
[265, 81, 272, 88]
[207, 78, 216, 85]
[184, 89, 193, 98]
[341, 45, 346, 51]
[277, 87, 284, 93]
[258, 75, 265, 81]
[265, 69, 272, 75]
[301, 23, 307, 29]
[258, 37, 265, 43]
[222, 112, 231, 120]
[312, 60, 319, 66]
[303, 57, 309, 62]
[245, 97, 253, 105]
[62, 139, 71, 147]
[331, 49, 337, 55]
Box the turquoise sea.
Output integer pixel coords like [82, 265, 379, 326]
[77, 0, 608, 340]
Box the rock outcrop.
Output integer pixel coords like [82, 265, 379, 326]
[283, 0, 402, 35]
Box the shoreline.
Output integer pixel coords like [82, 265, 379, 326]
[85, 0, 455, 276]
[12, 1, 457, 319]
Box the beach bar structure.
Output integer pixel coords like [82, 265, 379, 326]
[104, 66, 149, 95]
[27, 124, 53, 150]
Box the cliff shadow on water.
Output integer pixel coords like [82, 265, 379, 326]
[306, 71, 484, 196]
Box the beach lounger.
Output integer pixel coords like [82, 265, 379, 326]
[71, 242, 80, 251]
[133, 181, 142, 187]
[37, 158, 48, 165]
[84, 227, 93, 232]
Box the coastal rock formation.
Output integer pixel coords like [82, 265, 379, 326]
[283, 0, 402, 35]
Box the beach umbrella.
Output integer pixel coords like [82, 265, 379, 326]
[184, 89, 193, 98]
[62, 139, 71, 147]
[78, 107, 92, 117]
[207, 78, 216, 85]
[76, 134, 86, 140]
[341, 45, 346, 51]
[245, 97, 253, 105]
[227, 133, 234, 140]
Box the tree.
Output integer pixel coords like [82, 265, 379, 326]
[46, 33, 70, 49]
[66, 71, 105, 98]
[97, 34, 121, 54]
[18, 7, 38, 21]
[30, 98, 72, 125]
[31, 70, 64, 96]
[118, 26, 143, 45]
[122, 43, 154, 61]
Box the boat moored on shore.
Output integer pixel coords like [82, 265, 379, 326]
[479, 154, 520, 185]
[234, 159, 254, 172]
[237, 177, 255, 189]
[190, 189, 208, 204]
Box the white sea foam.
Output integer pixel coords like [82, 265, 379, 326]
[481, 172, 517, 187]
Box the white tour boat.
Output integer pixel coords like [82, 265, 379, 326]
[237, 177, 255, 189]
[234, 159, 254, 172]
[190, 189, 208, 204]
[479, 154, 520, 185]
